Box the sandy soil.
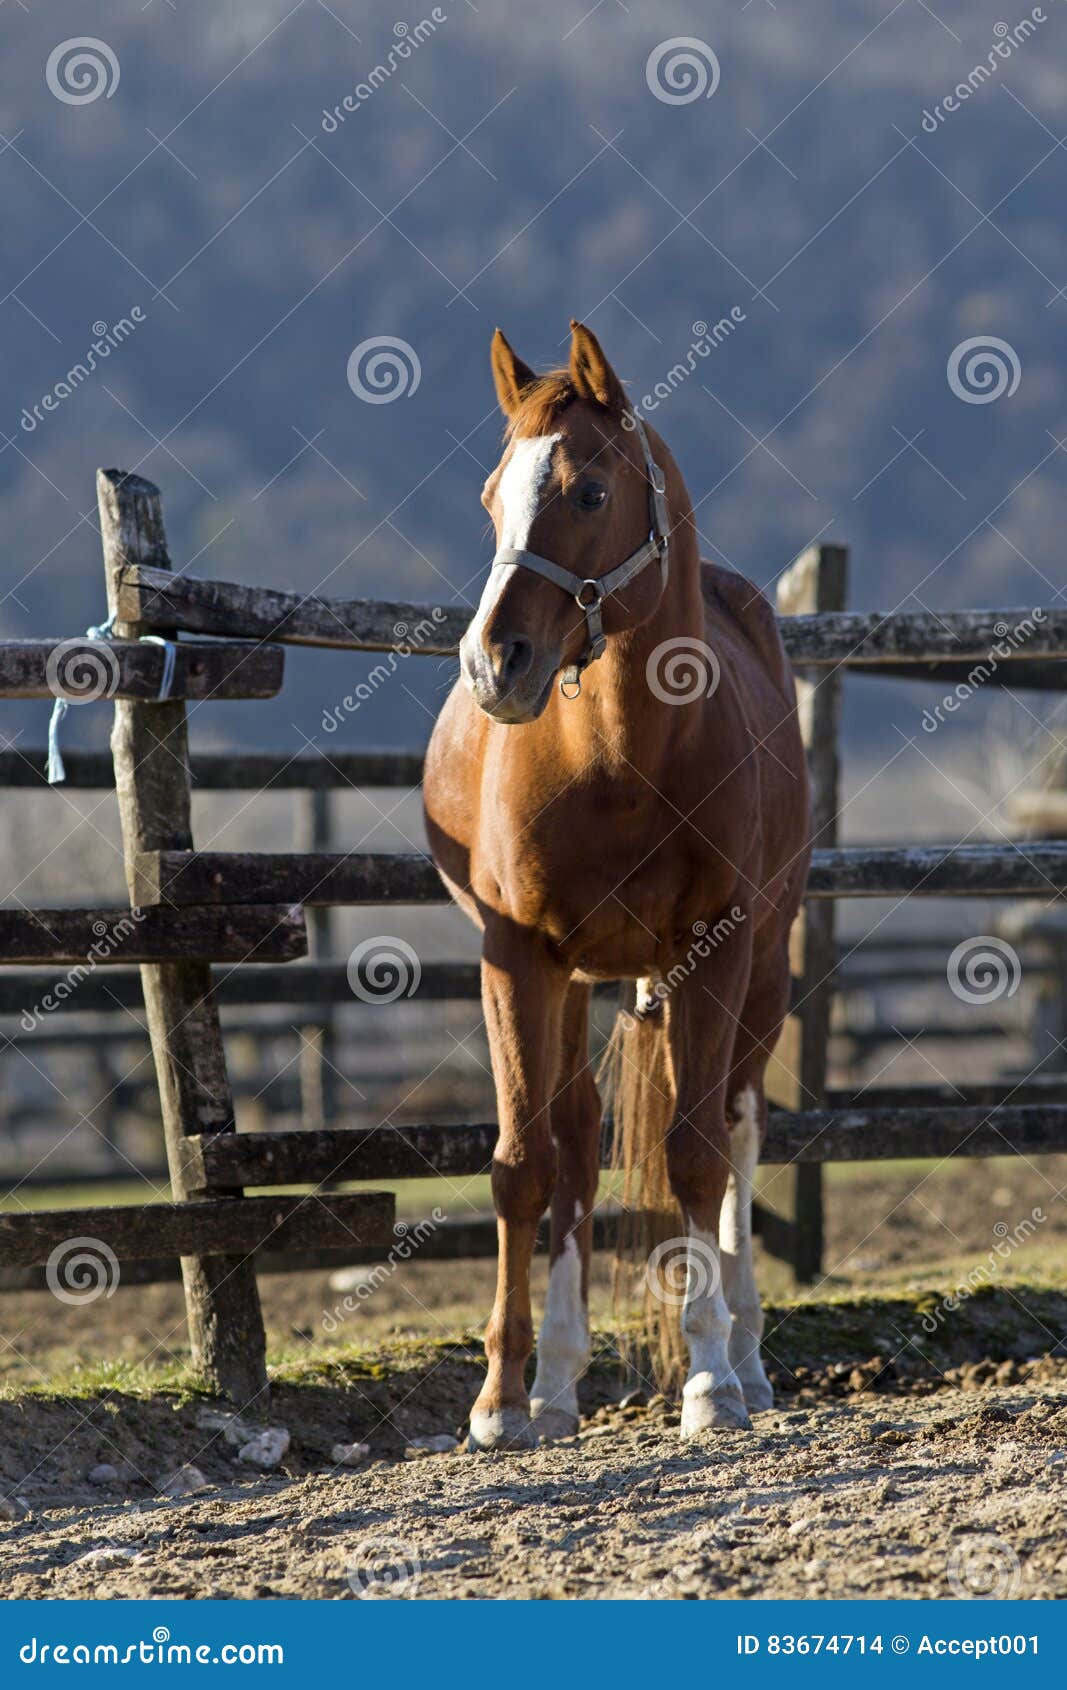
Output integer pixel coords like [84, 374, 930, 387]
[2, 1381, 1065, 1600]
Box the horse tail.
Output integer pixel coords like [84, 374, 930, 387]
[600, 987, 686, 1393]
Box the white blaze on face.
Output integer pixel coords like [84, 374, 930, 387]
[468, 433, 561, 641]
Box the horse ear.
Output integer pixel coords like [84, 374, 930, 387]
[568, 319, 627, 413]
[491, 328, 537, 418]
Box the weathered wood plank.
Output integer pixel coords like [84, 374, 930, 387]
[0, 905, 306, 964]
[0, 639, 283, 700]
[188, 1123, 499, 1188]
[112, 565, 1067, 670]
[807, 841, 1067, 897]
[99, 466, 269, 1409]
[0, 959, 480, 1016]
[765, 1103, 1067, 1162]
[0, 749, 426, 790]
[779, 607, 1067, 666]
[137, 839, 1067, 909]
[190, 1096, 1067, 1191]
[115, 563, 468, 654]
[136, 850, 446, 908]
[0, 1191, 395, 1268]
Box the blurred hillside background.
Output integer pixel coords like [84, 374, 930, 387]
[2, 0, 1066, 914]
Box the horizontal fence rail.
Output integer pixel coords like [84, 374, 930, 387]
[0, 905, 307, 964]
[185, 1100, 1067, 1191]
[0, 639, 283, 700]
[111, 563, 1067, 682]
[129, 840, 1067, 910]
[0, 748, 426, 790]
[0, 1191, 394, 1267]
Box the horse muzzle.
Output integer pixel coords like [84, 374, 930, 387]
[459, 631, 559, 724]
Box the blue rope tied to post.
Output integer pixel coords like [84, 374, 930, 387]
[46, 616, 179, 786]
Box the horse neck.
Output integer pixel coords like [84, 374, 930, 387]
[559, 520, 707, 773]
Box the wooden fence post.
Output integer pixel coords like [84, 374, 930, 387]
[99, 468, 269, 1409]
[772, 542, 849, 1282]
[296, 789, 337, 1134]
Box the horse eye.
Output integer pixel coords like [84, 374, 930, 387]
[578, 482, 607, 510]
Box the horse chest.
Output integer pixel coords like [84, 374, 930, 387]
[482, 817, 736, 978]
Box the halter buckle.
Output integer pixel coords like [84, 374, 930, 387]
[574, 578, 605, 610]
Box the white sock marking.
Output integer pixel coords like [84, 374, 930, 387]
[531, 1203, 588, 1420]
[680, 1222, 735, 1400]
[722, 1084, 771, 1405]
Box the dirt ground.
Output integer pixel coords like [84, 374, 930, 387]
[2, 1377, 1066, 1600]
[2, 1156, 1066, 1599]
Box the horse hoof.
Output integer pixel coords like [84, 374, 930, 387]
[530, 1403, 579, 1442]
[741, 1377, 775, 1414]
[467, 1408, 539, 1452]
[680, 1388, 752, 1438]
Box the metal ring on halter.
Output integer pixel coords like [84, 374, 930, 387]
[575, 578, 604, 609]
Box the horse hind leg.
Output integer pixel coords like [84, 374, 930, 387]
[720, 955, 792, 1414]
[663, 932, 756, 1438]
[720, 1082, 774, 1412]
[530, 983, 599, 1442]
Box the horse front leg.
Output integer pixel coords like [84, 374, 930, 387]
[665, 922, 755, 1438]
[530, 982, 600, 1441]
[469, 925, 569, 1452]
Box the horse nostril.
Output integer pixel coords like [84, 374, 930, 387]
[492, 636, 534, 687]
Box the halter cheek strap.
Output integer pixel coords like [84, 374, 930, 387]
[489, 411, 670, 696]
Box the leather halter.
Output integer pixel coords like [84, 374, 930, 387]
[490, 412, 670, 697]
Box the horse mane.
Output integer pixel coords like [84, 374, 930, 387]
[505, 371, 579, 439]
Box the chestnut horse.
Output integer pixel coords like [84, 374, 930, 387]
[423, 322, 810, 1448]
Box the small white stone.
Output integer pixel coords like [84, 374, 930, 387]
[75, 1545, 138, 1568]
[160, 1464, 211, 1498]
[237, 1427, 290, 1469]
[88, 1463, 119, 1485]
[404, 1433, 459, 1458]
[331, 1441, 371, 1466]
[196, 1406, 256, 1448]
[328, 1265, 378, 1294]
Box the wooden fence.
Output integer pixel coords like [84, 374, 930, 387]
[2, 465, 1067, 1405]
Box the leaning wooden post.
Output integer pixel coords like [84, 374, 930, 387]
[773, 543, 849, 1283]
[99, 468, 268, 1409]
[296, 788, 337, 1134]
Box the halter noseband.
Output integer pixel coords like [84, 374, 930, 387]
[490, 412, 670, 697]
